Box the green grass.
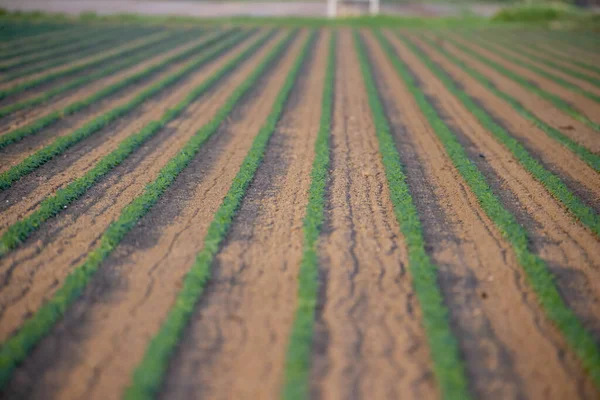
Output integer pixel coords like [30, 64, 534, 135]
[282, 31, 335, 400]
[357, 30, 471, 400]
[124, 30, 313, 400]
[398, 32, 600, 238]
[0, 28, 288, 390]
[376, 29, 600, 390]
[0, 30, 195, 120]
[0, 29, 268, 258]
[466, 36, 600, 101]
[441, 34, 600, 132]
[0, 29, 236, 168]
[473, 34, 600, 88]
[415, 35, 600, 173]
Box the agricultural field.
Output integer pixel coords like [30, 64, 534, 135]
[0, 17, 598, 400]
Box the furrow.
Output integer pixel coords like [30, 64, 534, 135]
[158, 29, 325, 400]
[311, 29, 439, 400]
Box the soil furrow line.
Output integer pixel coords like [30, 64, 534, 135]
[447, 34, 600, 124]
[161, 30, 325, 400]
[370, 30, 597, 400]
[380, 31, 600, 390]
[404, 35, 600, 208]
[311, 30, 436, 400]
[0, 30, 278, 343]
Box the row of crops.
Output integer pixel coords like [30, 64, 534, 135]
[0, 19, 598, 399]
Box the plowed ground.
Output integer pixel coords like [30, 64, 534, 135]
[0, 20, 599, 400]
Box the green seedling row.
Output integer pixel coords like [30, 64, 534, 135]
[124, 29, 310, 400]
[0, 29, 264, 258]
[0, 28, 279, 389]
[359, 30, 471, 400]
[0, 30, 197, 119]
[0, 29, 234, 154]
[282, 31, 335, 400]
[441, 35, 600, 132]
[415, 35, 600, 173]
[398, 33, 600, 237]
[377, 30, 600, 390]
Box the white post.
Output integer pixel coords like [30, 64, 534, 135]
[327, 0, 337, 18]
[369, 0, 379, 15]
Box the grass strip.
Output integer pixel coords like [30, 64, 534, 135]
[0, 30, 271, 258]
[124, 30, 312, 400]
[357, 31, 471, 400]
[416, 35, 600, 173]
[0, 30, 195, 119]
[282, 31, 335, 400]
[398, 32, 600, 237]
[1, 28, 150, 82]
[0, 29, 233, 153]
[377, 30, 600, 389]
[0, 27, 139, 72]
[440, 34, 600, 132]
[0, 27, 298, 392]
[0, 29, 198, 101]
[466, 36, 600, 101]
[475, 34, 600, 88]
[0, 26, 103, 60]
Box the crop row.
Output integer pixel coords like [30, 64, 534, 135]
[0, 30, 189, 119]
[0, 29, 254, 257]
[376, 30, 600, 389]
[0, 27, 280, 388]
[442, 35, 600, 131]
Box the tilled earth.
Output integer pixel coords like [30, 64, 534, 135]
[0, 21, 599, 400]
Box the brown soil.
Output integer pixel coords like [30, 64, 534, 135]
[0, 29, 278, 343]
[407, 35, 600, 209]
[424, 32, 600, 153]
[0, 29, 301, 400]
[0, 30, 260, 233]
[386, 31, 600, 358]
[448, 34, 600, 124]
[161, 30, 325, 400]
[0, 30, 174, 110]
[0, 32, 229, 174]
[310, 30, 437, 400]
[375, 30, 599, 400]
